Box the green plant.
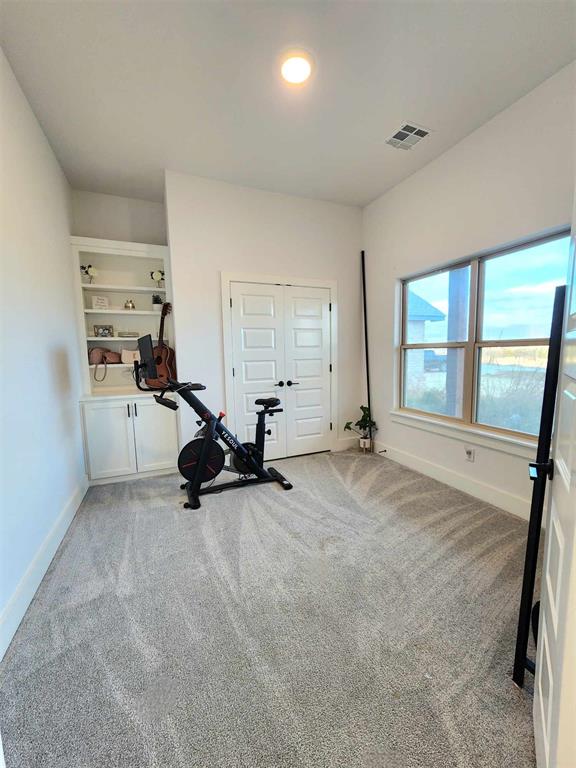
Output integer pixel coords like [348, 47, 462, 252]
[344, 406, 377, 439]
[152, 293, 163, 305]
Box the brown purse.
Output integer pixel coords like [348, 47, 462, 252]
[88, 347, 122, 382]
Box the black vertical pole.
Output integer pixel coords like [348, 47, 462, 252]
[361, 250, 372, 441]
[512, 284, 566, 687]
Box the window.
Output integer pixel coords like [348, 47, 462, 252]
[400, 233, 570, 437]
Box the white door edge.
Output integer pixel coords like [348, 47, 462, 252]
[220, 271, 338, 454]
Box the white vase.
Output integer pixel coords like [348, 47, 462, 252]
[359, 437, 371, 452]
[153, 304, 162, 312]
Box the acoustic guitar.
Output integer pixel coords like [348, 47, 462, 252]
[145, 302, 176, 387]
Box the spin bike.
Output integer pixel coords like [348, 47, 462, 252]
[134, 334, 293, 509]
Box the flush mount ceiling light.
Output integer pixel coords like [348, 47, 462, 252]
[281, 52, 313, 84]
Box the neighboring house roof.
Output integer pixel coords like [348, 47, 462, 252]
[408, 291, 445, 322]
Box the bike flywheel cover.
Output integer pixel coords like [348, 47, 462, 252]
[178, 438, 225, 483]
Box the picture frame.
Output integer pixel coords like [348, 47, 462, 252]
[91, 295, 109, 310]
[93, 324, 114, 338]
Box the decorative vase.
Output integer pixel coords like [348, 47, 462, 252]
[153, 304, 162, 312]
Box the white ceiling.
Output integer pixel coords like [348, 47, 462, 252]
[1, 1, 575, 206]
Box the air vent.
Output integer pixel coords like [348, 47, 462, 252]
[386, 122, 430, 150]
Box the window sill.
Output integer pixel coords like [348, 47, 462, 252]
[389, 409, 537, 459]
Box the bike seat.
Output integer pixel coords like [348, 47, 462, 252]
[255, 397, 281, 409]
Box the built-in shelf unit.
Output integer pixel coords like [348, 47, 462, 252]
[72, 236, 173, 396]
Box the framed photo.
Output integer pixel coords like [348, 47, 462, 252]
[93, 324, 114, 338]
[91, 295, 109, 310]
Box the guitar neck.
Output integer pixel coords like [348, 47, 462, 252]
[157, 314, 166, 347]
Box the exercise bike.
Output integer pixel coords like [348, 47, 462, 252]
[134, 334, 293, 509]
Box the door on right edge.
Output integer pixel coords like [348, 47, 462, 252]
[283, 286, 332, 456]
[534, 225, 576, 767]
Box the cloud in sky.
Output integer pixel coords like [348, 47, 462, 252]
[506, 280, 563, 296]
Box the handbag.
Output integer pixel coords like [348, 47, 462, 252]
[88, 347, 122, 382]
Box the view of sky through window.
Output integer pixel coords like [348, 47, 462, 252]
[481, 237, 570, 339]
[406, 236, 569, 343]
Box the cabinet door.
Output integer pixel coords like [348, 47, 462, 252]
[132, 399, 178, 473]
[83, 400, 137, 480]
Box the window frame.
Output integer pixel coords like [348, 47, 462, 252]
[399, 230, 570, 441]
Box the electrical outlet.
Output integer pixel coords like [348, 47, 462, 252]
[465, 447, 475, 462]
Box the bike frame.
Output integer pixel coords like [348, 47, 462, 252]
[168, 381, 270, 477]
[134, 357, 292, 509]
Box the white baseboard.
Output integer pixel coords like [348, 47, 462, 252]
[376, 441, 530, 521]
[89, 467, 177, 486]
[334, 436, 358, 452]
[0, 480, 89, 661]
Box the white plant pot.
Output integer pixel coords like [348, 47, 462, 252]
[359, 437, 371, 452]
[153, 304, 162, 312]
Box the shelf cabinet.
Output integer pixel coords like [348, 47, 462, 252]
[72, 236, 172, 395]
[82, 396, 178, 481]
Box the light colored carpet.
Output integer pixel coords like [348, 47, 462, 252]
[0, 452, 536, 768]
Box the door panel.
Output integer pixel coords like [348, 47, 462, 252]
[284, 286, 332, 456]
[133, 398, 178, 473]
[534, 235, 576, 767]
[83, 400, 137, 480]
[230, 282, 286, 460]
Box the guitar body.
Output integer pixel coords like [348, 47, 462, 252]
[145, 302, 177, 387]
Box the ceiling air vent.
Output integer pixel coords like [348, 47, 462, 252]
[386, 123, 430, 150]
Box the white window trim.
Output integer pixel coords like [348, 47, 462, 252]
[390, 408, 537, 460]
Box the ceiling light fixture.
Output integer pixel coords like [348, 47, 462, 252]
[281, 53, 313, 85]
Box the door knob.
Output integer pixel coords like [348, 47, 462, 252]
[274, 380, 284, 387]
[286, 380, 300, 386]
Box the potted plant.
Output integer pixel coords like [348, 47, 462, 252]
[152, 294, 163, 312]
[344, 406, 377, 452]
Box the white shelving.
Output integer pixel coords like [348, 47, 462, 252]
[72, 236, 173, 396]
[82, 283, 167, 294]
[84, 309, 160, 316]
[86, 336, 158, 342]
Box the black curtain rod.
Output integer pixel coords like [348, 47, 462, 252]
[361, 250, 372, 440]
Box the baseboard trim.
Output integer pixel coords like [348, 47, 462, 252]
[376, 441, 530, 521]
[0, 480, 89, 661]
[334, 436, 358, 452]
[89, 467, 177, 486]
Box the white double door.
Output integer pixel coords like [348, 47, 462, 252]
[230, 282, 332, 460]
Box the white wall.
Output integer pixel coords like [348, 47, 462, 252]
[0, 49, 87, 658]
[71, 190, 167, 245]
[363, 62, 575, 519]
[165, 172, 363, 443]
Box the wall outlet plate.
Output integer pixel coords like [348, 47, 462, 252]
[465, 447, 475, 462]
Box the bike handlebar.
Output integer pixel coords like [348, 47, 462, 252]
[133, 362, 206, 393]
